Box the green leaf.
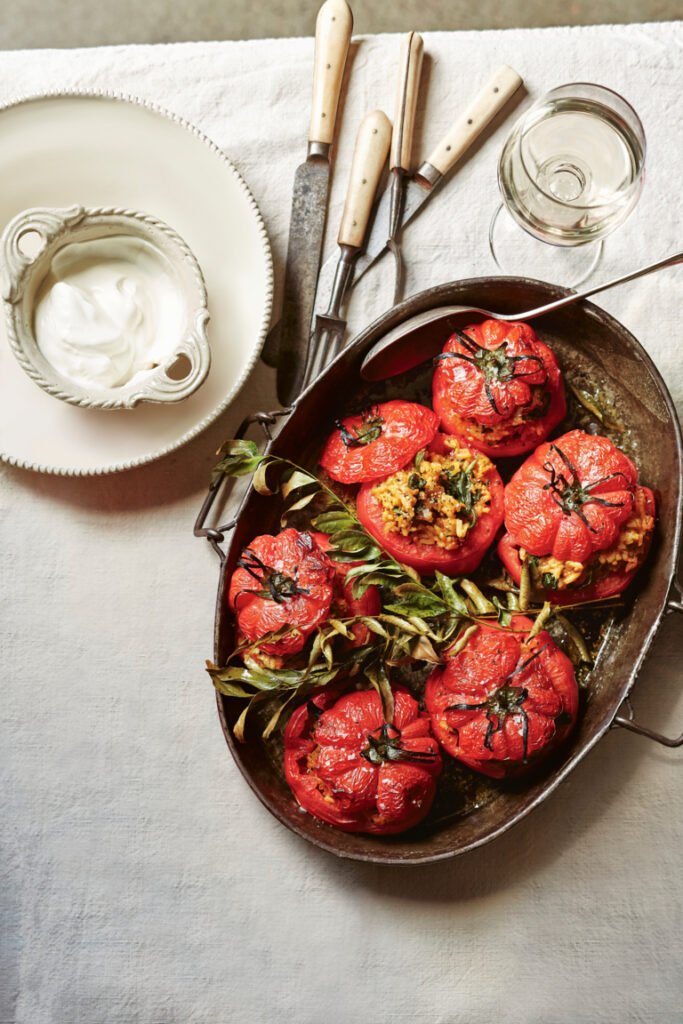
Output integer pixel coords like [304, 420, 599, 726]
[327, 618, 354, 639]
[411, 635, 442, 664]
[345, 562, 404, 585]
[460, 578, 496, 615]
[280, 486, 320, 524]
[554, 612, 593, 665]
[211, 678, 257, 699]
[365, 660, 395, 724]
[329, 544, 383, 564]
[528, 601, 553, 639]
[492, 595, 512, 627]
[253, 459, 278, 496]
[262, 692, 298, 739]
[377, 614, 424, 634]
[312, 510, 355, 533]
[213, 439, 264, 478]
[383, 583, 448, 619]
[281, 469, 319, 498]
[360, 617, 389, 638]
[329, 528, 381, 555]
[434, 571, 470, 615]
[519, 550, 531, 612]
[448, 623, 479, 655]
[233, 702, 252, 743]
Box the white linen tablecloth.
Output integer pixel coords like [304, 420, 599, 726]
[1, 21, 682, 1024]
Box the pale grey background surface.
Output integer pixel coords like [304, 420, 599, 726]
[1, 21, 682, 1024]
[0, 0, 681, 49]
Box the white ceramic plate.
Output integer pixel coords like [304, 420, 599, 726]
[0, 92, 273, 475]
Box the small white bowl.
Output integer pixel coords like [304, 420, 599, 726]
[0, 205, 211, 409]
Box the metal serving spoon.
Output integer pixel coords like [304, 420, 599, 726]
[360, 250, 683, 381]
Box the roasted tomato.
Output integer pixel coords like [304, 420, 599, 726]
[425, 615, 579, 778]
[228, 529, 335, 656]
[356, 433, 504, 575]
[311, 532, 381, 646]
[284, 686, 442, 833]
[319, 400, 439, 484]
[497, 429, 655, 603]
[432, 319, 565, 457]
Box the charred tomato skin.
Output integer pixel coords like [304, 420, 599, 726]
[355, 437, 505, 575]
[425, 616, 579, 779]
[497, 485, 656, 605]
[311, 532, 381, 646]
[319, 400, 439, 484]
[284, 686, 442, 834]
[228, 529, 335, 656]
[432, 319, 565, 458]
[503, 429, 640, 563]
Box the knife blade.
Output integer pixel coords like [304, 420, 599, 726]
[274, 0, 353, 405]
[312, 64, 524, 317]
[303, 110, 392, 389]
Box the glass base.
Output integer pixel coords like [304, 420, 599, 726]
[488, 204, 604, 288]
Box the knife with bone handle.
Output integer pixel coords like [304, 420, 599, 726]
[274, 0, 354, 405]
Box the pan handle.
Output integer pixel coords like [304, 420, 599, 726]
[193, 408, 290, 561]
[613, 578, 683, 746]
[613, 705, 683, 747]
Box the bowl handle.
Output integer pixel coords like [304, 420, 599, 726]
[124, 308, 212, 407]
[0, 206, 86, 303]
[194, 408, 291, 560]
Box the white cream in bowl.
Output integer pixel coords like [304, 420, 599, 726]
[34, 237, 186, 391]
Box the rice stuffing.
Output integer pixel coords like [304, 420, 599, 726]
[371, 438, 492, 550]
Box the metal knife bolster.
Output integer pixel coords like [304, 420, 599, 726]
[307, 141, 331, 160]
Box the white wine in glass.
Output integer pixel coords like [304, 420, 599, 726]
[491, 83, 646, 283]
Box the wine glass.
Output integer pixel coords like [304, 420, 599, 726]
[489, 83, 646, 286]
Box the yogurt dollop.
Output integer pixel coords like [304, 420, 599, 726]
[34, 236, 185, 391]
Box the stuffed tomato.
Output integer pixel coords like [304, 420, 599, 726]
[284, 686, 441, 834]
[432, 319, 565, 457]
[319, 400, 438, 484]
[228, 529, 335, 656]
[497, 429, 655, 604]
[356, 433, 504, 575]
[425, 615, 579, 779]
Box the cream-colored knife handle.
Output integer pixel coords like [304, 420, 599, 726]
[308, 0, 354, 146]
[424, 65, 523, 177]
[338, 110, 392, 248]
[390, 32, 424, 171]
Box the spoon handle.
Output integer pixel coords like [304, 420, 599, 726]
[503, 251, 683, 322]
